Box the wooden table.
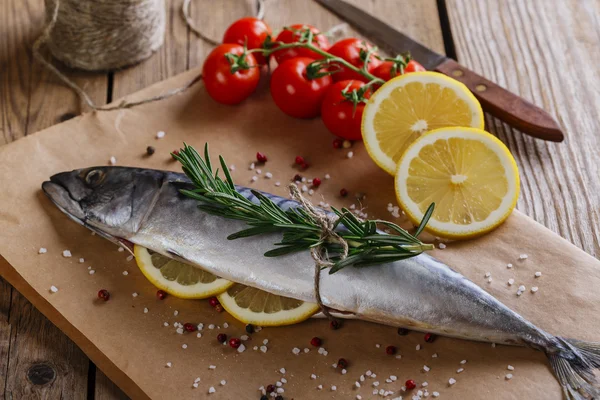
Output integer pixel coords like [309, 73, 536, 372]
[1, 0, 598, 398]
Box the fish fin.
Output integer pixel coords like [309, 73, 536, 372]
[547, 337, 600, 399]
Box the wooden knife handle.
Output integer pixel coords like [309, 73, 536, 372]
[435, 58, 564, 142]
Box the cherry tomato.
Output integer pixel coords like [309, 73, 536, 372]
[372, 61, 401, 81]
[273, 24, 330, 64]
[222, 17, 272, 64]
[321, 80, 371, 141]
[327, 38, 381, 83]
[202, 44, 260, 105]
[404, 60, 426, 73]
[270, 57, 332, 119]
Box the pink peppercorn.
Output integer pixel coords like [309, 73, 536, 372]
[183, 323, 197, 332]
[156, 290, 167, 300]
[405, 379, 416, 390]
[310, 337, 322, 347]
[312, 178, 322, 188]
[256, 152, 268, 163]
[229, 338, 241, 349]
[97, 289, 110, 301]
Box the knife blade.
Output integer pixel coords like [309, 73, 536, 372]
[315, 0, 564, 142]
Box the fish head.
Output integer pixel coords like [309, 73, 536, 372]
[42, 167, 164, 241]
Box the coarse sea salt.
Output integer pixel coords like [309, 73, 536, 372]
[519, 254, 528, 260]
[89, 270, 95, 275]
[237, 344, 246, 353]
[62, 250, 72, 257]
[535, 271, 542, 277]
[79, 258, 85, 263]
[156, 131, 165, 139]
[460, 360, 467, 364]
[143, 308, 149, 313]
[347, 151, 354, 158]
[457, 368, 464, 373]
[118, 247, 124, 252]
[165, 362, 172, 368]
[260, 345, 268, 353]
[122, 271, 129, 276]
[448, 378, 456, 385]
[209, 365, 216, 370]
[531, 286, 539, 293]
[38, 248, 47, 254]
[438, 243, 447, 249]
[109, 156, 117, 165]
[507, 263, 513, 269]
[208, 386, 215, 393]
[505, 373, 513, 380]
[265, 172, 273, 179]
[49, 285, 58, 293]
[423, 365, 430, 372]
[432, 392, 440, 397]
[507, 365, 515, 371]
[132, 292, 138, 297]
[310, 374, 317, 380]
[416, 344, 421, 351]
[508, 278, 515, 286]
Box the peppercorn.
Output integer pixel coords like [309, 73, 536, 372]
[146, 146, 155, 156]
[266, 384, 275, 393]
[310, 337, 322, 347]
[293, 174, 302, 182]
[97, 289, 110, 301]
[183, 323, 197, 332]
[386, 345, 397, 355]
[256, 152, 268, 163]
[405, 379, 416, 390]
[339, 188, 348, 197]
[333, 138, 343, 149]
[229, 338, 241, 349]
[330, 320, 341, 330]
[245, 324, 255, 334]
[209, 297, 220, 307]
[260, 396, 268, 400]
[217, 333, 227, 343]
[312, 177, 322, 188]
[337, 358, 348, 369]
[156, 290, 167, 300]
[397, 327, 409, 335]
[424, 333, 436, 343]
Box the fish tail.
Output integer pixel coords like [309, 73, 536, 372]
[547, 337, 600, 399]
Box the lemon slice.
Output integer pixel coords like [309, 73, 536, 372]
[134, 245, 234, 299]
[218, 284, 320, 326]
[362, 72, 485, 175]
[395, 127, 519, 239]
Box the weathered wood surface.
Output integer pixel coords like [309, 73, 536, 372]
[0, 0, 597, 398]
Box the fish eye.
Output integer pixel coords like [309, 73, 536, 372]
[85, 170, 105, 186]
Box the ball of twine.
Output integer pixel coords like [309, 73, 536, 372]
[43, 0, 166, 71]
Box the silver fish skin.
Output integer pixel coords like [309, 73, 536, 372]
[42, 166, 600, 399]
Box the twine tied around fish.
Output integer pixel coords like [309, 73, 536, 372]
[289, 184, 350, 323]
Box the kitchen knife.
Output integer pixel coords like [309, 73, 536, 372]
[315, 0, 564, 142]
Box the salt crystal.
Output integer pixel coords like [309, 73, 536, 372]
[416, 344, 421, 350]
[518, 285, 526, 291]
[342, 369, 347, 375]
[220, 380, 227, 386]
[192, 383, 198, 388]
[256, 169, 262, 174]
[38, 247, 47, 254]
[507, 365, 515, 371]
[302, 185, 308, 192]
[302, 177, 307, 182]
[438, 243, 446, 249]
[505, 373, 513, 380]
[253, 346, 258, 351]
[265, 172, 273, 179]
[122, 271, 129, 276]
[422, 381, 428, 387]
[356, 396, 362, 400]
[531, 286, 539, 293]
[277, 388, 284, 394]
[457, 368, 464, 373]
[460, 360, 467, 364]
[208, 324, 215, 329]
[375, 344, 381, 348]
[325, 174, 331, 179]
[165, 362, 172, 368]
[304, 348, 310, 353]
[360, 375, 365, 382]
[432, 353, 438, 358]
[484, 272, 491, 278]
[372, 389, 378, 395]
[508, 278, 515, 286]
[196, 332, 202, 338]
[331, 385, 337, 391]
[143, 307, 149, 314]
[251, 176, 258, 182]
[197, 323, 204, 330]
[260, 346, 268, 353]
[355, 381, 361, 388]
[308, 189, 314, 196]
[79, 258, 85, 263]
[366, 370, 372, 376]
[519, 254, 528, 260]
[280, 368, 286, 374]
[275, 181, 281, 187]
[372, 381, 380, 387]
[109, 156, 117, 165]
[229, 165, 235, 171]
[62, 250, 72, 257]
[49, 285, 58, 293]
[347, 151, 354, 158]
[433, 392, 440, 397]
[534, 271, 542, 277]
[208, 386, 216, 393]
[209, 365, 216, 370]
[386, 379, 392, 383]
[507, 263, 513, 268]
[423, 365, 430, 372]
[292, 347, 301, 355]
[176, 328, 183, 334]
[281, 378, 287, 384]
[310, 374, 317, 380]
[317, 385, 323, 390]
[488, 277, 493, 283]
[448, 378, 456, 385]
[156, 131, 165, 139]
[390, 375, 397, 381]
[89, 270, 95, 275]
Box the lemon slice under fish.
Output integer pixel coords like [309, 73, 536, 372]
[134, 245, 234, 299]
[218, 284, 320, 326]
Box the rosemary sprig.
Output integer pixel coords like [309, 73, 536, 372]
[173, 143, 435, 274]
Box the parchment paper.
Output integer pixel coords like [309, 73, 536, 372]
[0, 68, 598, 400]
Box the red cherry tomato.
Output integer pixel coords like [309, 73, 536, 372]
[321, 80, 370, 141]
[202, 44, 260, 105]
[404, 60, 427, 73]
[273, 24, 330, 64]
[327, 38, 381, 83]
[222, 17, 272, 65]
[270, 57, 332, 119]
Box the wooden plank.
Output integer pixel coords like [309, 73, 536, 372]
[0, 0, 106, 398]
[0, 0, 107, 146]
[95, 368, 129, 400]
[4, 291, 89, 399]
[446, 0, 600, 257]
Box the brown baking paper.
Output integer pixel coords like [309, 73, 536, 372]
[0, 69, 598, 400]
